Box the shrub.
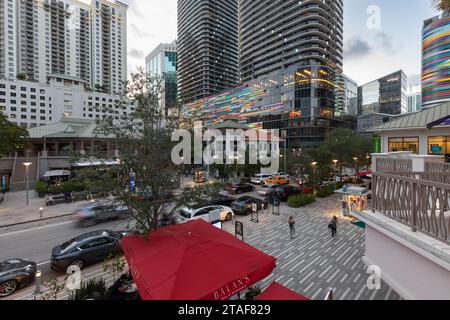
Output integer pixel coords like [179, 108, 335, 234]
[288, 194, 316, 208]
[245, 286, 262, 300]
[36, 181, 48, 196]
[69, 278, 107, 300]
[316, 185, 336, 198]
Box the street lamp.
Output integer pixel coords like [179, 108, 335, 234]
[311, 162, 318, 187]
[332, 160, 338, 190]
[23, 162, 32, 206]
[353, 157, 359, 184]
[34, 270, 42, 294]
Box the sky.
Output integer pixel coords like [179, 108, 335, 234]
[119, 0, 439, 87]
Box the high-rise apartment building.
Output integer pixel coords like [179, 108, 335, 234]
[177, 0, 239, 104]
[358, 70, 408, 116]
[422, 13, 450, 108]
[0, 0, 127, 94]
[145, 40, 178, 113]
[239, 0, 344, 82]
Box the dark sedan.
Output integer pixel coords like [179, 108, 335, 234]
[200, 195, 236, 207]
[231, 196, 268, 215]
[0, 259, 37, 297]
[274, 185, 302, 201]
[51, 230, 124, 272]
[72, 202, 130, 227]
[226, 183, 255, 194]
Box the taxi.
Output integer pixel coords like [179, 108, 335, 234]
[264, 175, 289, 185]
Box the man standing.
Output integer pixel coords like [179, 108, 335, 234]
[329, 216, 338, 239]
[289, 216, 296, 239]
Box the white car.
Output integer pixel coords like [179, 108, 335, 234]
[257, 184, 279, 197]
[251, 174, 272, 185]
[178, 205, 234, 223]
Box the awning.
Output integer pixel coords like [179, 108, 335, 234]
[256, 282, 309, 301]
[352, 171, 372, 177]
[43, 170, 71, 178]
[71, 160, 119, 168]
[122, 220, 276, 300]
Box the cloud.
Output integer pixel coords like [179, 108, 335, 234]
[344, 37, 372, 60]
[128, 48, 145, 59]
[407, 73, 421, 86]
[375, 32, 396, 54]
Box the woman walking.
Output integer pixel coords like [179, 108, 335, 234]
[289, 216, 296, 239]
[328, 216, 338, 240]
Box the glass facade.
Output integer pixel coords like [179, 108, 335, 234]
[183, 64, 356, 148]
[388, 137, 419, 154]
[422, 14, 450, 107]
[428, 136, 450, 155]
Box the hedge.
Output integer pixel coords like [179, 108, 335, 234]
[288, 194, 316, 208]
[36, 180, 87, 195]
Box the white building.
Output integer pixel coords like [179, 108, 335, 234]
[0, 0, 127, 94]
[0, 74, 135, 128]
[407, 85, 422, 113]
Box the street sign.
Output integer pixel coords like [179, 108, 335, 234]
[235, 221, 244, 241]
[252, 203, 257, 213]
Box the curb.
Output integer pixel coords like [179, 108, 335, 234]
[0, 213, 73, 229]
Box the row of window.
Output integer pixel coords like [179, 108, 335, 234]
[0, 84, 46, 94]
[388, 136, 450, 155]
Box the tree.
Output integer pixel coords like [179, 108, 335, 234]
[41, 278, 66, 300]
[74, 68, 219, 235]
[432, 0, 450, 12]
[103, 254, 126, 282]
[16, 73, 28, 81]
[0, 113, 29, 156]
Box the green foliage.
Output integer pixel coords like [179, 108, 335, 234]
[288, 194, 316, 208]
[316, 185, 336, 198]
[103, 254, 126, 282]
[432, 0, 450, 12]
[68, 278, 107, 301]
[36, 181, 48, 196]
[245, 286, 262, 300]
[41, 278, 66, 300]
[0, 113, 29, 156]
[37, 180, 87, 195]
[16, 73, 28, 81]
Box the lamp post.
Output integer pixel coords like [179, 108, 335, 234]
[34, 270, 42, 294]
[23, 162, 32, 206]
[311, 162, 318, 188]
[353, 157, 358, 184]
[333, 160, 338, 190]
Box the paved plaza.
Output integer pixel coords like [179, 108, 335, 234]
[222, 195, 401, 300]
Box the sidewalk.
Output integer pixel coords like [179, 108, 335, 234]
[0, 191, 91, 227]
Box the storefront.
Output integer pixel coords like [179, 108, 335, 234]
[335, 186, 370, 218]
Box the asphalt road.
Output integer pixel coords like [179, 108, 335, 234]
[0, 218, 133, 277]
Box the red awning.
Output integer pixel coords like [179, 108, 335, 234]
[122, 219, 276, 300]
[352, 170, 372, 177]
[255, 282, 309, 301]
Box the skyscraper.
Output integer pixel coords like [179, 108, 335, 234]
[358, 71, 408, 116]
[239, 0, 344, 82]
[422, 13, 450, 107]
[145, 40, 179, 113]
[407, 85, 422, 113]
[177, 0, 239, 104]
[0, 0, 127, 94]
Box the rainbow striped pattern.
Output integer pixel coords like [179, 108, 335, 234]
[422, 15, 450, 107]
[182, 84, 285, 127]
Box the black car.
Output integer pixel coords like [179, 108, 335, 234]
[231, 196, 268, 215]
[51, 230, 124, 272]
[0, 259, 37, 297]
[274, 185, 302, 201]
[72, 202, 130, 227]
[200, 195, 236, 207]
[227, 183, 255, 194]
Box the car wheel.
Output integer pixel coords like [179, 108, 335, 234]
[0, 280, 19, 297]
[225, 212, 233, 221]
[69, 259, 84, 270]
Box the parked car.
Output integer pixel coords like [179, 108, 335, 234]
[0, 259, 37, 297]
[257, 184, 280, 197]
[265, 176, 290, 185]
[199, 195, 236, 207]
[231, 197, 268, 215]
[51, 230, 125, 272]
[178, 205, 234, 222]
[250, 174, 272, 185]
[273, 172, 290, 180]
[46, 192, 73, 206]
[226, 183, 255, 194]
[72, 202, 130, 227]
[274, 185, 302, 201]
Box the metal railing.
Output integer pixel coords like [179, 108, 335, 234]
[372, 172, 450, 244]
[376, 158, 412, 173]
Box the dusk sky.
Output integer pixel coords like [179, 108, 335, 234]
[120, 0, 440, 87]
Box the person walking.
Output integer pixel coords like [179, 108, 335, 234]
[289, 216, 296, 239]
[328, 216, 338, 240]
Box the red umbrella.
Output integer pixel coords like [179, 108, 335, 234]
[255, 282, 309, 301]
[352, 170, 372, 177]
[122, 219, 276, 300]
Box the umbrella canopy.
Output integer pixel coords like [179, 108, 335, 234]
[122, 219, 276, 300]
[352, 170, 372, 177]
[256, 282, 309, 301]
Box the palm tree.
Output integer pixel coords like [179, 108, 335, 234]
[432, 0, 450, 12]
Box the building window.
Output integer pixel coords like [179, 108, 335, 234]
[388, 137, 419, 154]
[428, 136, 450, 155]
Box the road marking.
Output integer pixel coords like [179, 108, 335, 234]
[37, 261, 51, 267]
[0, 221, 74, 238]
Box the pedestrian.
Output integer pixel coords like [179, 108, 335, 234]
[288, 216, 296, 239]
[328, 216, 338, 239]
